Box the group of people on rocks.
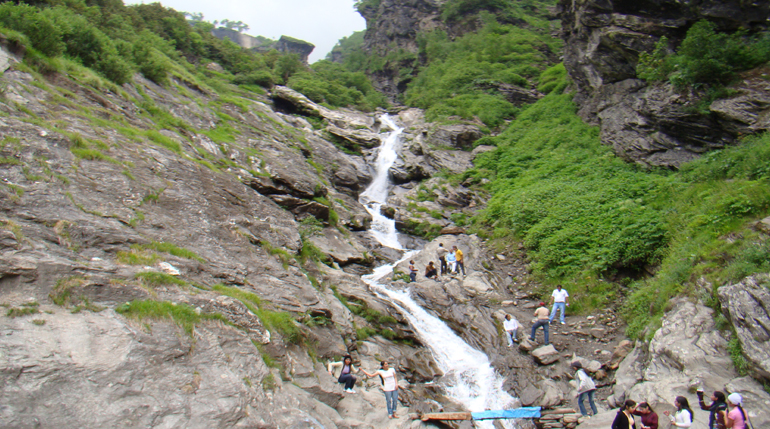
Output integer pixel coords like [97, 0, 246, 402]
[327, 355, 400, 419]
[407, 243, 466, 283]
[501, 284, 570, 347]
[610, 390, 750, 429]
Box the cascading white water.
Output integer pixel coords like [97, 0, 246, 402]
[359, 115, 517, 428]
[359, 115, 404, 250]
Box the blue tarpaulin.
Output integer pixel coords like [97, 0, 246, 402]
[471, 407, 542, 420]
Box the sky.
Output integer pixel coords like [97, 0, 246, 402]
[125, 0, 367, 63]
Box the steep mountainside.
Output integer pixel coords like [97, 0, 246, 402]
[558, 0, 770, 167]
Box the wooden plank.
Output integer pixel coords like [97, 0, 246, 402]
[420, 412, 472, 422]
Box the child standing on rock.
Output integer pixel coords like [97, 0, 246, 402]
[571, 362, 598, 416]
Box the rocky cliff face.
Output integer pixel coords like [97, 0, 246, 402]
[358, 0, 447, 98]
[558, 0, 770, 167]
[211, 29, 315, 63]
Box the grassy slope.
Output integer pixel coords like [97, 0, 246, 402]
[469, 69, 770, 340]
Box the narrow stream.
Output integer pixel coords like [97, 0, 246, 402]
[358, 115, 517, 427]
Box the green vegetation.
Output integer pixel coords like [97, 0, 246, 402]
[116, 300, 226, 336]
[404, 14, 561, 128]
[135, 271, 187, 287]
[287, 60, 388, 111]
[50, 275, 87, 306]
[212, 284, 303, 344]
[638, 20, 770, 88]
[138, 241, 206, 263]
[7, 301, 40, 318]
[469, 68, 770, 338]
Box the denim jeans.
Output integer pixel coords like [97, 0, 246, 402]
[578, 389, 597, 416]
[505, 329, 518, 346]
[530, 320, 549, 344]
[549, 302, 566, 324]
[338, 374, 356, 389]
[384, 390, 398, 416]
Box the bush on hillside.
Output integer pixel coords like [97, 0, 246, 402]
[287, 60, 388, 111]
[404, 16, 561, 127]
[638, 20, 770, 88]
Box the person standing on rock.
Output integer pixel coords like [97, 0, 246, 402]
[571, 362, 598, 416]
[361, 361, 399, 419]
[612, 400, 637, 429]
[632, 402, 659, 429]
[697, 389, 727, 429]
[328, 355, 359, 393]
[408, 260, 418, 283]
[437, 243, 449, 275]
[549, 284, 569, 325]
[663, 396, 693, 428]
[503, 314, 519, 347]
[724, 393, 747, 429]
[529, 302, 550, 345]
[446, 248, 457, 274]
[452, 245, 466, 276]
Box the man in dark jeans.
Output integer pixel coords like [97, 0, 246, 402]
[529, 302, 550, 345]
[436, 243, 448, 275]
[697, 389, 727, 429]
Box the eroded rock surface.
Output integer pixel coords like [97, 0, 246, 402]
[559, 0, 770, 167]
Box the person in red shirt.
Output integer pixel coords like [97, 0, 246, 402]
[632, 402, 659, 429]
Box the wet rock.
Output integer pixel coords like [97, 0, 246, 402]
[326, 124, 381, 149]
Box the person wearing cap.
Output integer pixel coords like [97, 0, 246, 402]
[725, 393, 747, 429]
[529, 302, 550, 345]
[571, 361, 598, 416]
[698, 389, 727, 429]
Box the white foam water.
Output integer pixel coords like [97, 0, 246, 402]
[358, 115, 517, 428]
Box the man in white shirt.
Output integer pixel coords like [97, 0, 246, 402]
[503, 314, 519, 347]
[549, 284, 569, 325]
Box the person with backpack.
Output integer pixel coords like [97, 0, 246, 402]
[698, 389, 728, 429]
[663, 396, 693, 428]
[611, 399, 637, 429]
[724, 393, 748, 429]
[361, 361, 399, 419]
[571, 362, 598, 416]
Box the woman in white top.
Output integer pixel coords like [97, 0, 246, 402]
[663, 396, 693, 428]
[362, 361, 399, 419]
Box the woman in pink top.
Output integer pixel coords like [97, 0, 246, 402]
[725, 393, 747, 429]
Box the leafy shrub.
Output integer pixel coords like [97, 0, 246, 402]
[404, 18, 561, 127]
[637, 20, 770, 88]
[0, 4, 64, 57]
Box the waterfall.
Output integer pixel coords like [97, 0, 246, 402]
[359, 115, 403, 250]
[358, 115, 517, 428]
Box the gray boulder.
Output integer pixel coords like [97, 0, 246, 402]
[718, 274, 770, 379]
